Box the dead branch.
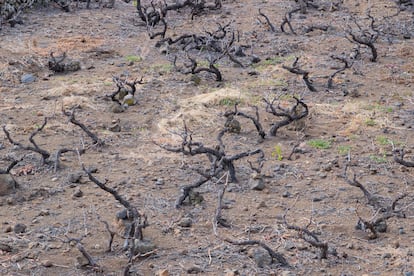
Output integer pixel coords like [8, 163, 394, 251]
[304, 25, 329, 33]
[48, 52, 67, 73]
[282, 57, 317, 92]
[2, 118, 51, 164]
[54, 148, 85, 173]
[224, 104, 266, 140]
[283, 212, 328, 259]
[77, 242, 99, 268]
[346, 14, 379, 62]
[63, 106, 103, 146]
[0, 158, 22, 174]
[82, 165, 148, 244]
[213, 173, 230, 233]
[343, 163, 408, 239]
[175, 174, 213, 208]
[224, 238, 289, 267]
[264, 96, 309, 136]
[281, 8, 300, 35]
[393, 148, 414, 167]
[258, 9, 276, 32]
[100, 219, 116, 252]
[342, 164, 377, 206]
[327, 55, 353, 89]
[109, 76, 143, 105]
[157, 122, 264, 207]
[136, 0, 221, 33]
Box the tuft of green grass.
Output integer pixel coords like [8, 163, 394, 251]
[125, 55, 142, 63]
[365, 119, 376, 126]
[337, 145, 351, 155]
[369, 154, 387, 163]
[219, 97, 240, 106]
[308, 139, 332, 149]
[376, 136, 391, 146]
[271, 144, 283, 161]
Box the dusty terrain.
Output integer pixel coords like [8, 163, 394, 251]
[0, 0, 414, 275]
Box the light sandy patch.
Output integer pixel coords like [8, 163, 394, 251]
[157, 87, 248, 136]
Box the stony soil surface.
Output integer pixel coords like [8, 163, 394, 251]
[0, 0, 414, 275]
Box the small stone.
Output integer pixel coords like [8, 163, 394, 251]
[0, 174, 18, 196]
[21, 74, 36, 84]
[110, 103, 125, 113]
[4, 225, 12, 233]
[281, 271, 295, 276]
[186, 265, 202, 274]
[224, 270, 239, 276]
[234, 46, 246, 57]
[248, 247, 272, 268]
[109, 121, 121, 132]
[72, 187, 83, 198]
[68, 172, 82, 184]
[76, 255, 89, 267]
[38, 209, 50, 216]
[155, 178, 164, 186]
[14, 223, 27, 234]
[382, 253, 392, 259]
[312, 197, 323, 202]
[41, 260, 53, 267]
[177, 217, 192, 228]
[251, 55, 261, 64]
[398, 227, 406, 235]
[123, 94, 136, 106]
[256, 200, 267, 209]
[404, 272, 413, 276]
[318, 172, 327, 179]
[249, 177, 265, 191]
[346, 243, 354, 249]
[282, 191, 291, 198]
[0, 242, 12, 252]
[28, 242, 38, 249]
[157, 269, 169, 276]
[297, 243, 308, 250]
[375, 220, 387, 233]
[133, 239, 156, 255]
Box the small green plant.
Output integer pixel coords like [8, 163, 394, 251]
[219, 97, 240, 106]
[337, 145, 351, 155]
[369, 154, 387, 163]
[376, 136, 391, 146]
[308, 139, 331, 149]
[365, 119, 376, 126]
[271, 144, 283, 161]
[125, 55, 142, 63]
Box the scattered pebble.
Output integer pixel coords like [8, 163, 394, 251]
[249, 177, 265, 191]
[0, 242, 12, 252]
[0, 174, 17, 196]
[282, 191, 291, 198]
[382, 253, 392, 259]
[155, 178, 164, 186]
[41, 260, 53, 267]
[186, 265, 202, 274]
[177, 217, 192, 228]
[157, 269, 169, 276]
[14, 223, 27, 234]
[68, 172, 82, 184]
[72, 187, 83, 198]
[133, 239, 156, 255]
[248, 247, 272, 268]
[21, 74, 36, 84]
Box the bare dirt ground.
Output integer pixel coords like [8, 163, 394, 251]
[1, 0, 414, 275]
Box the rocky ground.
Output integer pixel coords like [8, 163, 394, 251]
[0, 0, 414, 275]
